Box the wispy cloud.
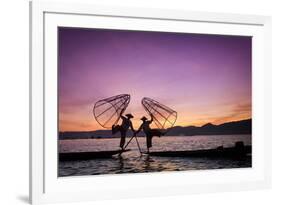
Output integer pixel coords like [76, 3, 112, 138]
[211, 102, 251, 125]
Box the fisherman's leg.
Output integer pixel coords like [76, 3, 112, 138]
[120, 131, 126, 149]
[146, 135, 152, 153]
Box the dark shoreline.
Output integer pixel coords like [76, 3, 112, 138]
[59, 133, 251, 140]
[59, 119, 251, 140]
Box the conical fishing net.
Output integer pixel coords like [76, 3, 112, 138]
[142, 97, 177, 130]
[93, 94, 130, 128]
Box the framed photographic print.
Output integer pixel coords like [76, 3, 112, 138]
[30, 1, 271, 204]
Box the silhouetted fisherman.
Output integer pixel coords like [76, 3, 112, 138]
[135, 115, 163, 153]
[112, 113, 135, 150]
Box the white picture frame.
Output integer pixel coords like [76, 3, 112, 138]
[30, 1, 272, 204]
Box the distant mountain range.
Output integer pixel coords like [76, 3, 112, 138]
[59, 119, 251, 140]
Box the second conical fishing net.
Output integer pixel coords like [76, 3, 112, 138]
[93, 94, 130, 128]
[141, 97, 177, 130]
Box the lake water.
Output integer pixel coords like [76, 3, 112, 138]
[59, 135, 251, 177]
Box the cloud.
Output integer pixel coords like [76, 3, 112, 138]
[59, 119, 96, 132]
[211, 102, 251, 125]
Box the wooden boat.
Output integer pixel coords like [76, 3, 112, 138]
[59, 149, 130, 161]
[148, 142, 251, 159]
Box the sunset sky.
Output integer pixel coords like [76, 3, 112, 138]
[58, 27, 251, 132]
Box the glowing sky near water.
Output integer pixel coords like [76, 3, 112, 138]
[58, 27, 251, 132]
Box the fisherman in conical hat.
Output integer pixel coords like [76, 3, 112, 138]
[135, 114, 163, 153]
[112, 112, 135, 150]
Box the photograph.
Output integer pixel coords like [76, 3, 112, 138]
[58, 27, 252, 177]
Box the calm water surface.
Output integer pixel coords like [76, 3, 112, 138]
[59, 135, 251, 177]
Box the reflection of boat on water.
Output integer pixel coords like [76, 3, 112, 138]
[148, 141, 251, 158]
[90, 136, 102, 139]
[59, 149, 130, 161]
[59, 141, 250, 161]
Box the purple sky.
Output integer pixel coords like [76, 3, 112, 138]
[58, 27, 251, 131]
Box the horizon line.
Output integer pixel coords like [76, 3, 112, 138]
[59, 118, 252, 133]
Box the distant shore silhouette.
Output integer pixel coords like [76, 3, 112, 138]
[59, 119, 251, 140]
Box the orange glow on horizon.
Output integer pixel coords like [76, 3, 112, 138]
[59, 99, 251, 132]
[59, 108, 251, 132]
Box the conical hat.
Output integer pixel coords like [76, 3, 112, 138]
[141, 116, 147, 121]
[125, 113, 134, 118]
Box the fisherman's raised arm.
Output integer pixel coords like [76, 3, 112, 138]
[148, 114, 154, 124]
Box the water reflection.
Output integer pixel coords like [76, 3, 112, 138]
[59, 135, 252, 177]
